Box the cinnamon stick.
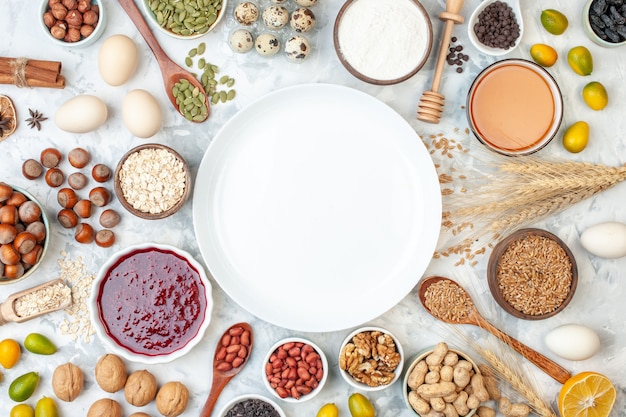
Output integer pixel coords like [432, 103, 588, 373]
[0, 57, 65, 89]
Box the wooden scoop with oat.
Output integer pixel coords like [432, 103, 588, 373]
[0, 279, 72, 325]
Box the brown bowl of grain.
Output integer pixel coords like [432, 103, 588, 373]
[114, 144, 191, 220]
[487, 228, 578, 320]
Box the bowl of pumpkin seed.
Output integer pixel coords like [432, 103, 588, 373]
[143, 0, 228, 39]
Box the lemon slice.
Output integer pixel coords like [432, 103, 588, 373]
[558, 372, 616, 417]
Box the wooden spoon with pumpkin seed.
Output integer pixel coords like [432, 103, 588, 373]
[117, 0, 210, 122]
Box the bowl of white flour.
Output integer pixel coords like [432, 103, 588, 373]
[333, 0, 433, 85]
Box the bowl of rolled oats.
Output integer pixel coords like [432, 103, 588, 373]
[338, 326, 404, 391]
[487, 228, 578, 320]
[114, 144, 191, 220]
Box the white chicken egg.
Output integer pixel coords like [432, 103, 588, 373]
[54, 95, 108, 133]
[98, 34, 139, 86]
[122, 89, 162, 138]
[545, 324, 600, 361]
[580, 222, 626, 258]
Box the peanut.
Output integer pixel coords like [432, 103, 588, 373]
[440, 365, 454, 382]
[425, 370, 441, 384]
[431, 397, 446, 412]
[477, 406, 496, 417]
[467, 393, 481, 410]
[408, 360, 428, 389]
[443, 352, 459, 366]
[408, 391, 431, 414]
[452, 391, 470, 416]
[453, 366, 471, 389]
[426, 342, 449, 367]
[470, 374, 489, 402]
[478, 365, 501, 401]
[214, 325, 251, 372]
[416, 382, 457, 399]
[443, 402, 459, 417]
[265, 340, 324, 400]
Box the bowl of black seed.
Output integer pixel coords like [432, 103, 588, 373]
[219, 394, 286, 417]
[583, 0, 626, 47]
[467, 0, 523, 56]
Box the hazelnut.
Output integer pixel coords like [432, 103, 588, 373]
[66, 27, 81, 42]
[62, 0, 77, 10]
[49, 0, 62, 6]
[22, 244, 43, 266]
[4, 263, 25, 280]
[0, 183, 13, 202]
[0, 205, 18, 225]
[26, 221, 47, 242]
[52, 362, 84, 402]
[13, 232, 37, 254]
[0, 224, 18, 245]
[58, 188, 79, 209]
[156, 381, 189, 417]
[65, 9, 82, 27]
[124, 370, 157, 407]
[50, 3, 68, 20]
[80, 24, 95, 38]
[74, 223, 94, 244]
[18, 201, 42, 224]
[0, 244, 21, 265]
[6, 192, 27, 207]
[22, 159, 44, 180]
[99, 209, 120, 228]
[45, 168, 65, 188]
[57, 209, 79, 228]
[40, 148, 62, 168]
[95, 354, 127, 393]
[92, 164, 111, 182]
[73, 199, 92, 218]
[68, 172, 88, 190]
[89, 187, 111, 207]
[82, 9, 99, 26]
[43, 11, 57, 28]
[87, 398, 122, 417]
[129, 414, 152, 417]
[50, 22, 67, 40]
[77, 0, 91, 12]
[95, 229, 115, 248]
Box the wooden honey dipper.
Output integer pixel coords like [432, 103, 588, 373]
[417, 0, 465, 124]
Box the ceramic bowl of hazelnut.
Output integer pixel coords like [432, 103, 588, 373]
[114, 144, 191, 220]
[0, 183, 50, 285]
[40, 0, 106, 47]
[338, 326, 404, 391]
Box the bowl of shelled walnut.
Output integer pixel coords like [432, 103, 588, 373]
[40, 0, 106, 48]
[338, 326, 404, 391]
[0, 184, 50, 285]
[114, 143, 191, 220]
[404, 342, 484, 417]
[487, 228, 578, 320]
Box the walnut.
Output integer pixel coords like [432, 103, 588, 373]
[339, 330, 401, 387]
[52, 362, 84, 402]
[129, 414, 152, 417]
[87, 398, 122, 417]
[156, 381, 189, 417]
[95, 354, 127, 393]
[124, 370, 158, 407]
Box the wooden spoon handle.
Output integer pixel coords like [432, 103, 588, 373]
[117, 0, 168, 64]
[199, 375, 231, 417]
[478, 317, 571, 384]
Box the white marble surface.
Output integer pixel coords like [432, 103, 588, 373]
[1, 0, 625, 416]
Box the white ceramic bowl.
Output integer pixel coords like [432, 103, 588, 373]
[90, 243, 213, 364]
[582, 0, 626, 47]
[403, 346, 479, 417]
[0, 185, 50, 285]
[142, 0, 228, 39]
[217, 394, 286, 417]
[262, 337, 328, 403]
[467, 0, 524, 56]
[39, 0, 106, 48]
[338, 326, 404, 391]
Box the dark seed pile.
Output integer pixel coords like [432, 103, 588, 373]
[447, 37, 470, 73]
[589, 0, 626, 43]
[473, 1, 520, 50]
[224, 398, 281, 417]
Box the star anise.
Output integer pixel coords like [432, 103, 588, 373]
[0, 115, 11, 135]
[26, 108, 48, 131]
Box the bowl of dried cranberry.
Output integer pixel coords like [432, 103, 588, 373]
[583, 0, 626, 47]
[218, 394, 286, 417]
[262, 337, 328, 403]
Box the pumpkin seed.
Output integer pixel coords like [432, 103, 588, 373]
[185, 57, 193, 67]
[227, 89, 236, 100]
[197, 42, 206, 54]
[198, 58, 206, 69]
[226, 78, 235, 87]
[219, 75, 229, 84]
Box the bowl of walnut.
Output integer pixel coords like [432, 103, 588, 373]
[338, 326, 404, 391]
[40, 0, 106, 48]
[114, 143, 191, 220]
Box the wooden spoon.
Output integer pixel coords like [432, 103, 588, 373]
[0, 279, 72, 325]
[417, 276, 571, 384]
[117, 0, 210, 122]
[199, 322, 254, 417]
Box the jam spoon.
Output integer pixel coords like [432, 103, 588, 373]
[199, 322, 254, 417]
[117, 0, 210, 122]
[417, 276, 571, 384]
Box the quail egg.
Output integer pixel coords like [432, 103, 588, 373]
[290, 8, 316, 33]
[262, 5, 289, 30]
[234, 2, 259, 26]
[285, 35, 311, 62]
[295, 0, 317, 6]
[229, 29, 255, 53]
[271, 0, 288, 3]
[255, 33, 281, 56]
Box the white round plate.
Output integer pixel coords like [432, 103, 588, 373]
[193, 83, 441, 332]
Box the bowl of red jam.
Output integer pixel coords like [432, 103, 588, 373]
[90, 243, 213, 364]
